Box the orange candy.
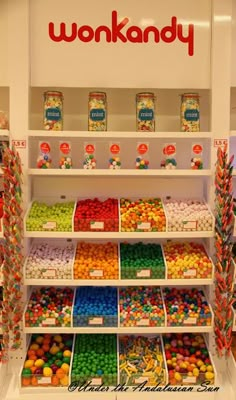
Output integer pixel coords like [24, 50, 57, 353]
[31, 376, 39, 386]
[51, 376, 60, 386]
[22, 377, 31, 386]
[73, 242, 119, 280]
[56, 368, 65, 379]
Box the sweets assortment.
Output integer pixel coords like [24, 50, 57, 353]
[88, 92, 107, 131]
[24, 288, 73, 328]
[21, 334, 73, 387]
[120, 198, 166, 232]
[26, 201, 75, 232]
[74, 198, 119, 232]
[119, 335, 166, 386]
[43, 91, 63, 131]
[136, 93, 155, 132]
[163, 333, 215, 385]
[164, 199, 213, 232]
[164, 288, 212, 327]
[73, 242, 119, 280]
[119, 287, 165, 327]
[163, 242, 213, 279]
[25, 242, 75, 280]
[180, 93, 200, 132]
[71, 334, 117, 386]
[120, 242, 165, 279]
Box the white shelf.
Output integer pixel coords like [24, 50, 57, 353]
[28, 130, 212, 139]
[0, 130, 9, 137]
[24, 231, 214, 239]
[28, 169, 212, 177]
[24, 278, 214, 286]
[230, 130, 236, 136]
[23, 326, 213, 334]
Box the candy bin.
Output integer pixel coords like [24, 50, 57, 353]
[163, 333, 215, 385]
[25, 200, 75, 232]
[119, 336, 167, 386]
[120, 198, 166, 232]
[163, 242, 213, 280]
[24, 287, 74, 328]
[73, 242, 119, 280]
[20, 334, 73, 388]
[120, 242, 166, 279]
[71, 334, 117, 386]
[73, 287, 118, 327]
[74, 198, 119, 232]
[164, 198, 214, 232]
[24, 241, 75, 280]
[119, 287, 165, 327]
[163, 288, 213, 327]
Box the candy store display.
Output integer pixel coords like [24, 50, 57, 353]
[163, 288, 212, 327]
[24, 287, 74, 328]
[136, 142, 149, 169]
[119, 287, 165, 327]
[164, 199, 213, 232]
[163, 242, 213, 279]
[136, 92, 155, 132]
[160, 143, 177, 170]
[73, 287, 118, 327]
[74, 198, 119, 232]
[59, 141, 72, 169]
[180, 93, 200, 132]
[73, 242, 119, 280]
[71, 334, 117, 386]
[43, 91, 63, 131]
[109, 143, 121, 169]
[24, 242, 75, 280]
[37, 142, 52, 169]
[120, 198, 166, 232]
[120, 242, 165, 279]
[191, 143, 203, 170]
[21, 333, 73, 387]
[163, 333, 215, 385]
[88, 92, 107, 131]
[119, 335, 166, 386]
[25, 200, 75, 232]
[83, 143, 97, 169]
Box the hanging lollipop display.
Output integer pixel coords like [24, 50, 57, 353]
[214, 144, 235, 356]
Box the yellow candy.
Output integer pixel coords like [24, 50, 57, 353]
[43, 367, 53, 377]
[193, 368, 200, 377]
[174, 372, 182, 382]
[206, 365, 213, 372]
[205, 371, 214, 381]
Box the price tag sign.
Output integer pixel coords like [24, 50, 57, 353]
[183, 269, 197, 277]
[90, 221, 104, 229]
[38, 377, 51, 384]
[89, 270, 103, 277]
[42, 221, 57, 230]
[135, 377, 148, 384]
[136, 269, 151, 278]
[89, 317, 104, 325]
[42, 318, 56, 325]
[12, 140, 27, 149]
[91, 378, 102, 385]
[214, 139, 228, 149]
[42, 269, 56, 278]
[137, 318, 150, 326]
[137, 222, 150, 230]
[182, 220, 197, 230]
[184, 317, 197, 325]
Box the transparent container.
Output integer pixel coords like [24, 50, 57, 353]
[88, 92, 107, 131]
[136, 92, 155, 132]
[180, 93, 200, 132]
[43, 91, 63, 131]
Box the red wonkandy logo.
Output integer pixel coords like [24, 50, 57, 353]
[49, 11, 194, 56]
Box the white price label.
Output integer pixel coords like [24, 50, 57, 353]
[135, 377, 148, 384]
[137, 318, 150, 326]
[91, 378, 102, 385]
[137, 222, 150, 230]
[89, 317, 104, 325]
[182, 376, 197, 384]
[38, 377, 51, 384]
[136, 269, 151, 278]
[89, 270, 103, 277]
[184, 317, 197, 325]
[90, 221, 104, 229]
[183, 269, 197, 277]
[42, 221, 57, 230]
[182, 220, 197, 230]
[42, 318, 56, 325]
[42, 269, 56, 278]
[214, 139, 228, 149]
[12, 140, 26, 149]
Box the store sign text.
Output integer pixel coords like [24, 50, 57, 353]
[49, 11, 194, 56]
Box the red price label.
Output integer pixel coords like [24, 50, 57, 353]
[163, 144, 176, 156]
[40, 142, 51, 153]
[192, 144, 203, 154]
[110, 144, 120, 154]
[60, 142, 70, 154]
[137, 143, 148, 155]
[85, 144, 95, 154]
[12, 140, 26, 149]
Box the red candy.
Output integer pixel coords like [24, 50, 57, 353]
[74, 198, 119, 232]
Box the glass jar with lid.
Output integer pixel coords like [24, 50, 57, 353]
[136, 92, 155, 132]
[88, 92, 107, 131]
[43, 91, 63, 130]
[180, 93, 200, 132]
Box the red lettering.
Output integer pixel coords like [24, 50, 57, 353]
[78, 25, 94, 42]
[160, 16, 177, 43]
[49, 22, 77, 42]
[126, 26, 142, 42]
[143, 26, 160, 43]
[95, 26, 112, 42]
[111, 10, 129, 42]
[177, 23, 194, 56]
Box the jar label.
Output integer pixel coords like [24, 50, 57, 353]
[90, 109, 105, 121]
[138, 108, 154, 121]
[46, 108, 61, 121]
[184, 109, 199, 121]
